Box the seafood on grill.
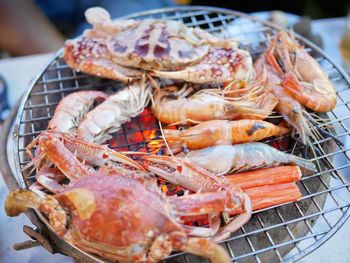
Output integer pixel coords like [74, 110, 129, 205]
[152, 47, 254, 84]
[242, 182, 302, 212]
[64, 37, 144, 82]
[152, 85, 276, 125]
[183, 182, 302, 226]
[264, 31, 337, 112]
[77, 78, 151, 143]
[254, 54, 321, 145]
[47, 90, 108, 133]
[141, 154, 252, 242]
[181, 143, 316, 174]
[6, 177, 236, 262]
[226, 165, 302, 189]
[26, 131, 145, 177]
[158, 119, 290, 153]
[48, 90, 108, 133]
[64, 7, 241, 82]
[5, 131, 256, 262]
[26, 90, 108, 169]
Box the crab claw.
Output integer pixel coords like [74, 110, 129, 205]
[5, 189, 41, 217]
[102, 149, 146, 171]
[45, 131, 146, 171]
[141, 155, 224, 192]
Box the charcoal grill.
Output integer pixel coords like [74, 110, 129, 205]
[2, 6, 350, 263]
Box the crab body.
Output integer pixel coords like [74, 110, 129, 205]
[6, 131, 238, 262]
[55, 174, 182, 261]
[63, 7, 252, 84]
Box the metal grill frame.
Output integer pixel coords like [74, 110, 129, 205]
[10, 6, 350, 263]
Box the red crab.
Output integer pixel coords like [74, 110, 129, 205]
[5, 131, 249, 262]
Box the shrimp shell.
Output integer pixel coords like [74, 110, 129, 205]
[48, 91, 108, 133]
[77, 79, 151, 143]
[152, 86, 272, 125]
[265, 31, 336, 112]
[185, 143, 316, 174]
[162, 120, 290, 152]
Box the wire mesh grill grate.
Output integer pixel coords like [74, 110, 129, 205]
[12, 6, 350, 263]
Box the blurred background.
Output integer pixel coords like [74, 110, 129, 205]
[0, 0, 350, 56]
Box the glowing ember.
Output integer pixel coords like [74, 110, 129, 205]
[107, 107, 160, 152]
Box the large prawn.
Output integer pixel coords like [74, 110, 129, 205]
[183, 143, 316, 175]
[77, 77, 151, 143]
[156, 119, 289, 153]
[254, 55, 325, 146]
[26, 90, 107, 170]
[264, 31, 336, 112]
[152, 85, 277, 125]
[48, 90, 108, 133]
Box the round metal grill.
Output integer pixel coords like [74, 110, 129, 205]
[11, 6, 350, 262]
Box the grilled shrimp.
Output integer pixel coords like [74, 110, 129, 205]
[160, 120, 289, 153]
[269, 85, 318, 144]
[185, 143, 316, 175]
[48, 91, 107, 133]
[152, 85, 273, 125]
[152, 47, 254, 84]
[265, 31, 336, 112]
[77, 78, 151, 143]
[254, 56, 320, 145]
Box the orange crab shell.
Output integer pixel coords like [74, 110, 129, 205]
[57, 175, 182, 261]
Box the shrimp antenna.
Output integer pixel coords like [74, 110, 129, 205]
[308, 112, 330, 122]
[290, 139, 298, 156]
[314, 126, 343, 146]
[147, 74, 160, 92]
[306, 112, 333, 129]
[303, 112, 344, 146]
[158, 120, 175, 158]
[148, 86, 155, 108]
[303, 111, 326, 172]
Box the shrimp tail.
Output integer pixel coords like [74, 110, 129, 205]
[291, 155, 316, 172]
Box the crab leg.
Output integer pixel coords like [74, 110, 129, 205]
[142, 154, 252, 241]
[170, 191, 244, 238]
[5, 189, 41, 216]
[212, 192, 252, 242]
[170, 191, 241, 238]
[181, 215, 221, 237]
[5, 189, 67, 235]
[151, 48, 254, 84]
[38, 132, 90, 180]
[37, 175, 65, 194]
[78, 59, 142, 83]
[141, 155, 228, 192]
[33, 131, 144, 174]
[58, 132, 144, 171]
[36, 131, 147, 185]
[173, 236, 231, 263]
[170, 191, 241, 216]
